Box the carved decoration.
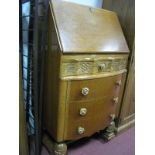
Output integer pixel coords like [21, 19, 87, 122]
[101, 115, 116, 141]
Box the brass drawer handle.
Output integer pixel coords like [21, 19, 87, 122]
[113, 97, 119, 104]
[81, 87, 89, 96]
[77, 127, 85, 135]
[115, 80, 122, 86]
[80, 108, 87, 116]
[109, 114, 115, 121]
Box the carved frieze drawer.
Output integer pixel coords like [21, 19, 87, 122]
[61, 55, 128, 78]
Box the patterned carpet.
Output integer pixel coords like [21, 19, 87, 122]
[41, 127, 135, 155]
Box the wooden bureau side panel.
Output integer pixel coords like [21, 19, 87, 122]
[43, 10, 67, 142]
[43, 9, 58, 140]
[43, 50, 68, 142]
[43, 50, 60, 140]
[43, 52, 68, 142]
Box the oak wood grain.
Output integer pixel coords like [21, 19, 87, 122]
[64, 74, 126, 140]
[50, 0, 129, 53]
[43, 0, 130, 142]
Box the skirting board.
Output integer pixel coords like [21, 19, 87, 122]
[115, 119, 135, 134]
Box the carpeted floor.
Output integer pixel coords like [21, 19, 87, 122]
[41, 127, 135, 155]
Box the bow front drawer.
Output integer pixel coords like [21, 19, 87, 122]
[67, 74, 124, 102]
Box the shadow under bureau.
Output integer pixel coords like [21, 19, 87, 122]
[43, 0, 129, 154]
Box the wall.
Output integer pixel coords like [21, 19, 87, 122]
[103, 0, 135, 51]
[63, 0, 103, 8]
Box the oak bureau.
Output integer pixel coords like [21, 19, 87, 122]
[43, 0, 129, 154]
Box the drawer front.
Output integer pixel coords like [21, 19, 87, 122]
[64, 73, 125, 140]
[65, 97, 115, 140]
[68, 74, 123, 102]
[61, 54, 128, 78]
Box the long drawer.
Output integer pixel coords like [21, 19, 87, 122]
[68, 74, 123, 102]
[60, 54, 128, 78]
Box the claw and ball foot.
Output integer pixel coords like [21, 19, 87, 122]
[43, 134, 67, 155]
[101, 114, 116, 141]
[52, 143, 67, 155]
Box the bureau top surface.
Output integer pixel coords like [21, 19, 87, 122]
[50, 0, 129, 54]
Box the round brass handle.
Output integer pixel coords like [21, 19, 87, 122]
[109, 114, 115, 121]
[77, 127, 85, 135]
[98, 63, 106, 71]
[116, 80, 122, 86]
[80, 108, 87, 116]
[81, 87, 89, 96]
[113, 97, 119, 104]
